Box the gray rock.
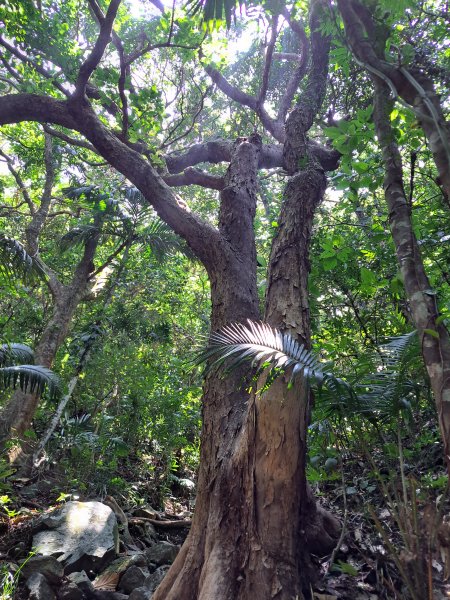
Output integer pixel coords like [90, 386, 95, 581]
[128, 587, 150, 600]
[119, 566, 149, 594]
[26, 572, 56, 600]
[132, 507, 159, 520]
[144, 542, 179, 566]
[92, 592, 129, 600]
[57, 582, 86, 600]
[144, 566, 169, 593]
[21, 555, 64, 585]
[21, 479, 53, 499]
[33, 501, 118, 574]
[67, 570, 94, 594]
[142, 522, 157, 544]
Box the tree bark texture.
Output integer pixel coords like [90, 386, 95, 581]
[373, 78, 450, 472]
[0, 229, 100, 448]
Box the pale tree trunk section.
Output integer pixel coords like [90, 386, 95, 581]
[240, 164, 340, 598]
[0, 229, 101, 451]
[373, 79, 450, 471]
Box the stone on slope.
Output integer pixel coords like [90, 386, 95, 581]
[33, 501, 118, 574]
[26, 572, 56, 600]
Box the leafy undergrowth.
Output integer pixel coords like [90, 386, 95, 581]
[1, 420, 450, 600]
[310, 426, 450, 600]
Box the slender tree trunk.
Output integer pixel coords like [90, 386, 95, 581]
[373, 78, 450, 472]
[0, 230, 100, 450]
[33, 244, 131, 465]
[338, 0, 450, 202]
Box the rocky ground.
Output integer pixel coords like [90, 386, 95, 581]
[2, 470, 450, 599]
[0, 482, 191, 600]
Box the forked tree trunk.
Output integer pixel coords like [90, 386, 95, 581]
[153, 136, 339, 599]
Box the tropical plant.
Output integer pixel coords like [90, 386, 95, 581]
[317, 331, 422, 423]
[0, 234, 45, 283]
[0, 343, 61, 400]
[197, 319, 350, 395]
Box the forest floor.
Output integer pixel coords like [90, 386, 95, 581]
[1, 443, 450, 600]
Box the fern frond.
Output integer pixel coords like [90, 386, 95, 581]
[316, 331, 420, 422]
[139, 219, 193, 261]
[60, 225, 100, 252]
[0, 234, 46, 282]
[0, 365, 62, 399]
[196, 320, 350, 394]
[0, 343, 34, 367]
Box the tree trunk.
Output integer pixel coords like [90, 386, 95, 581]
[0, 230, 100, 450]
[153, 141, 339, 600]
[372, 78, 450, 472]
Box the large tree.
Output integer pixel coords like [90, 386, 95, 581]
[0, 0, 449, 597]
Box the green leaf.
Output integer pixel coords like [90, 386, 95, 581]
[424, 329, 439, 339]
[390, 108, 399, 121]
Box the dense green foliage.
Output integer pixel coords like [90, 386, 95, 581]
[0, 3, 449, 594]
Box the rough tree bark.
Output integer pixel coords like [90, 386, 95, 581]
[0, 0, 341, 596]
[372, 78, 450, 472]
[154, 2, 340, 598]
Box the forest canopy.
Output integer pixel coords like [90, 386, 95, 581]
[0, 0, 449, 599]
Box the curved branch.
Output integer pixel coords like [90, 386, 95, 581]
[165, 138, 339, 173]
[73, 0, 122, 98]
[204, 64, 285, 142]
[43, 125, 99, 154]
[164, 167, 224, 190]
[0, 93, 223, 267]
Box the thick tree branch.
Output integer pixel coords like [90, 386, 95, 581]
[0, 93, 225, 267]
[283, 0, 331, 172]
[165, 138, 339, 173]
[73, 0, 122, 99]
[204, 64, 285, 142]
[0, 94, 78, 129]
[164, 167, 224, 190]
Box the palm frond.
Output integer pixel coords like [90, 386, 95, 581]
[139, 220, 193, 261]
[196, 320, 350, 393]
[60, 225, 100, 252]
[186, 0, 241, 27]
[316, 331, 420, 422]
[0, 234, 46, 282]
[0, 365, 62, 400]
[0, 343, 34, 367]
